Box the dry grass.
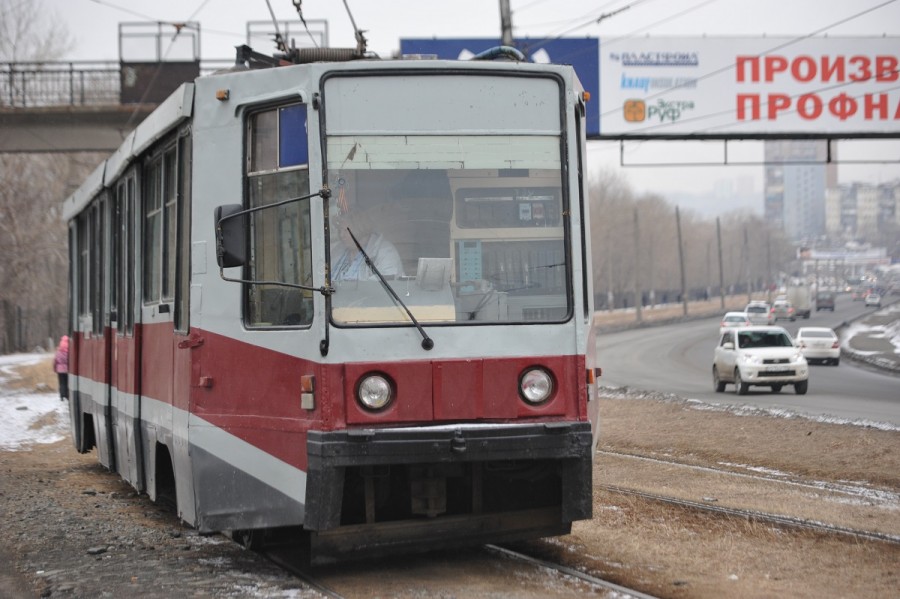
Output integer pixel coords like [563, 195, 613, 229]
[559, 492, 900, 598]
[4, 355, 57, 393]
[599, 395, 900, 489]
[593, 294, 764, 329]
[528, 394, 900, 598]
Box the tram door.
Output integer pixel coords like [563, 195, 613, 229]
[70, 197, 114, 468]
[136, 136, 193, 520]
[138, 145, 179, 497]
[110, 170, 143, 490]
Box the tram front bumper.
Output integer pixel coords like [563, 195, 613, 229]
[304, 421, 594, 532]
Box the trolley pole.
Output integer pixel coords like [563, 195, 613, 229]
[499, 0, 513, 47]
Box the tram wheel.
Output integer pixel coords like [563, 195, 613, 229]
[232, 529, 264, 551]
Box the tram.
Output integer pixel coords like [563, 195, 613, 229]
[63, 46, 600, 562]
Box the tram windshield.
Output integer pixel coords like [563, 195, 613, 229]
[327, 134, 569, 326]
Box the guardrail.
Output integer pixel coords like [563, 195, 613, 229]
[1, 60, 234, 108]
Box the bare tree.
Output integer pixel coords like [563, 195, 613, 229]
[0, 0, 72, 62]
[588, 168, 793, 311]
[0, 0, 94, 352]
[589, 168, 634, 309]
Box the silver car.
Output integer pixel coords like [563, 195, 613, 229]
[713, 326, 809, 395]
[771, 300, 795, 321]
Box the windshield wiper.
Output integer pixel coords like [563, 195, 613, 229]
[343, 228, 434, 351]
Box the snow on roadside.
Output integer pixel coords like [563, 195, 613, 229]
[841, 302, 900, 357]
[0, 353, 70, 451]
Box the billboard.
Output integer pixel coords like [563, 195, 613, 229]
[401, 36, 899, 139]
[599, 36, 900, 137]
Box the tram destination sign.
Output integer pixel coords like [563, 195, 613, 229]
[401, 36, 899, 139]
[400, 38, 600, 136]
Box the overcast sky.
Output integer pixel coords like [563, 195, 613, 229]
[47, 0, 900, 215]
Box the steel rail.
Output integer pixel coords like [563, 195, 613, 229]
[599, 483, 900, 545]
[598, 449, 900, 500]
[260, 545, 345, 599]
[485, 544, 661, 599]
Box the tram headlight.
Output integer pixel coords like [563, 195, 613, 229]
[519, 367, 554, 405]
[357, 373, 393, 410]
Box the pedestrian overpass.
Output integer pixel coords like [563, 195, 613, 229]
[0, 59, 220, 153]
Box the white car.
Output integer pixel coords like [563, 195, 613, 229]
[719, 311, 752, 335]
[713, 326, 808, 395]
[744, 301, 773, 325]
[864, 293, 882, 308]
[796, 327, 840, 366]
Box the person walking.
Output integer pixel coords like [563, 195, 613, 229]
[54, 335, 69, 401]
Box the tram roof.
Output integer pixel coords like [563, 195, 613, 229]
[62, 83, 194, 221]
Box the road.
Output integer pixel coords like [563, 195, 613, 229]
[596, 296, 900, 426]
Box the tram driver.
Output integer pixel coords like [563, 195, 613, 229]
[331, 210, 404, 282]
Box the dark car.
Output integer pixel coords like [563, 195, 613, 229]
[816, 292, 835, 311]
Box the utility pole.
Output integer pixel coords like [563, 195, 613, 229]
[676, 206, 688, 316]
[744, 226, 751, 302]
[499, 0, 513, 47]
[649, 231, 655, 308]
[716, 217, 725, 310]
[633, 208, 642, 322]
[815, 259, 820, 294]
[606, 239, 614, 311]
[766, 230, 772, 302]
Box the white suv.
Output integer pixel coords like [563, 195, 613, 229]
[713, 326, 808, 395]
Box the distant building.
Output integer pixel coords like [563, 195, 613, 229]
[825, 181, 900, 240]
[764, 141, 837, 240]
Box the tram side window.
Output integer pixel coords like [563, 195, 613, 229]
[109, 186, 119, 321]
[143, 145, 178, 305]
[116, 173, 136, 335]
[72, 201, 104, 333]
[95, 197, 106, 335]
[90, 201, 104, 334]
[144, 158, 162, 302]
[77, 212, 90, 325]
[245, 103, 312, 327]
[175, 133, 192, 333]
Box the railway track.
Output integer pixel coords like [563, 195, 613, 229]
[258, 539, 660, 598]
[486, 544, 661, 599]
[600, 449, 900, 500]
[261, 543, 345, 598]
[243, 449, 898, 596]
[598, 449, 900, 545]
[601, 482, 900, 544]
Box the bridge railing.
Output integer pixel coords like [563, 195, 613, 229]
[1, 60, 235, 108]
[1, 61, 121, 107]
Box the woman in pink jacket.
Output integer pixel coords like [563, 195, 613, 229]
[54, 335, 69, 401]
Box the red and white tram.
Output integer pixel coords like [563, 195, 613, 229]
[63, 48, 599, 562]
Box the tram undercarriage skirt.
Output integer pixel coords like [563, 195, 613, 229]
[304, 421, 593, 538]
